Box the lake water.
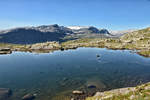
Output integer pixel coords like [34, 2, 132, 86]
[0, 48, 150, 100]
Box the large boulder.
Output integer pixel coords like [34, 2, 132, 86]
[0, 88, 12, 100]
[0, 48, 12, 54]
[22, 94, 36, 100]
[72, 90, 84, 95]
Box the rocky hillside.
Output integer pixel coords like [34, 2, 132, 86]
[62, 27, 150, 57]
[110, 29, 136, 36]
[121, 27, 150, 43]
[86, 82, 150, 100]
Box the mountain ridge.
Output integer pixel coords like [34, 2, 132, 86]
[0, 24, 110, 44]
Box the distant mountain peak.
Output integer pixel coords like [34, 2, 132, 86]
[67, 26, 110, 34]
[67, 26, 90, 30]
[110, 29, 137, 36]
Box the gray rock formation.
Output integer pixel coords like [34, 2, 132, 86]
[0, 88, 12, 100]
[0, 48, 12, 54]
[22, 94, 36, 100]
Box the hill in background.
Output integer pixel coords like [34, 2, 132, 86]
[0, 24, 110, 44]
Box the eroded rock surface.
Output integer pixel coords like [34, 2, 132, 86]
[22, 94, 36, 100]
[0, 88, 12, 100]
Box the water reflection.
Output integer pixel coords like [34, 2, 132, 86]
[0, 48, 150, 100]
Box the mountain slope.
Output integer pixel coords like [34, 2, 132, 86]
[0, 24, 73, 44]
[110, 29, 137, 36]
[121, 27, 150, 42]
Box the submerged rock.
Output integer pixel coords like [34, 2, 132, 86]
[0, 88, 12, 100]
[87, 85, 97, 89]
[22, 94, 36, 100]
[96, 54, 100, 58]
[86, 78, 106, 90]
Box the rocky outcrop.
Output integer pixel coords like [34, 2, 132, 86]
[30, 42, 61, 50]
[72, 90, 84, 95]
[0, 88, 12, 100]
[86, 82, 150, 100]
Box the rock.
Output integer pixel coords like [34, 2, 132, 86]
[60, 47, 64, 51]
[87, 85, 97, 89]
[129, 95, 136, 99]
[72, 90, 84, 95]
[22, 94, 35, 100]
[86, 78, 106, 89]
[96, 54, 100, 57]
[71, 98, 75, 100]
[0, 48, 11, 51]
[0, 88, 12, 100]
[0, 51, 12, 54]
[30, 42, 61, 50]
[0, 48, 12, 54]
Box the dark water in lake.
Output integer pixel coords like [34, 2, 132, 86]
[0, 48, 150, 100]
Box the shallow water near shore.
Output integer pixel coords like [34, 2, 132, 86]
[0, 47, 150, 100]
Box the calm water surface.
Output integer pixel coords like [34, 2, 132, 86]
[0, 48, 150, 100]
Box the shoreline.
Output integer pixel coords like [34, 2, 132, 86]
[0, 40, 150, 100]
[0, 38, 149, 57]
[86, 82, 150, 100]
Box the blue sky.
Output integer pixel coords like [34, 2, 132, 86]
[0, 0, 150, 30]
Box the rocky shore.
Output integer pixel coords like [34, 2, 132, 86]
[86, 82, 150, 100]
[0, 36, 150, 57]
[0, 27, 149, 56]
[0, 42, 61, 54]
